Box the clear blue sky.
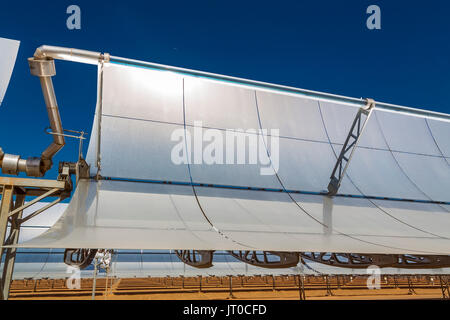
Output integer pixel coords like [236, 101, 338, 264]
[1, 0, 449, 180]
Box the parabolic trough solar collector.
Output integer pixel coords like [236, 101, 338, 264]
[10, 48, 450, 255]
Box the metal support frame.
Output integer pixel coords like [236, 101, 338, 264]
[0, 186, 16, 300]
[64, 249, 98, 269]
[228, 251, 299, 269]
[439, 276, 450, 299]
[172, 249, 450, 270]
[325, 276, 334, 296]
[297, 274, 306, 300]
[301, 252, 397, 269]
[0, 175, 71, 300]
[271, 274, 275, 291]
[1, 192, 25, 300]
[407, 276, 416, 295]
[174, 250, 214, 268]
[327, 99, 375, 196]
[227, 275, 236, 299]
[301, 252, 450, 269]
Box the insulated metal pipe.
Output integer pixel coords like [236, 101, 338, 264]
[34, 45, 108, 65]
[35, 61, 65, 171]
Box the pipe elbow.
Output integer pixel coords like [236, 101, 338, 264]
[33, 45, 107, 65]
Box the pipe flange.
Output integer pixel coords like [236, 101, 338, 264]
[1, 154, 20, 175]
[26, 157, 43, 177]
[364, 98, 376, 110]
[28, 57, 56, 77]
[102, 52, 110, 63]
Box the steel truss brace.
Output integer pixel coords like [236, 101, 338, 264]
[174, 250, 300, 269]
[0, 188, 24, 300]
[0, 164, 75, 300]
[301, 252, 450, 269]
[7, 188, 60, 218]
[174, 250, 214, 268]
[301, 252, 396, 269]
[327, 99, 376, 196]
[0, 176, 71, 300]
[228, 251, 299, 269]
[394, 255, 450, 269]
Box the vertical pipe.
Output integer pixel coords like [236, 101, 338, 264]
[228, 276, 234, 299]
[91, 259, 98, 300]
[271, 275, 275, 291]
[297, 274, 306, 300]
[39, 76, 65, 163]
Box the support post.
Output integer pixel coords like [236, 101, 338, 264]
[1, 193, 25, 299]
[407, 276, 416, 295]
[0, 186, 14, 300]
[0, 176, 71, 300]
[297, 274, 306, 300]
[272, 274, 275, 291]
[91, 258, 98, 300]
[227, 275, 235, 299]
[0, 186, 13, 256]
[439, 276, 450, 299]
[325, 275, 333, 296]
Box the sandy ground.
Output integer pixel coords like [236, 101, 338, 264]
[10, 288, 446, 300]
[9, 275, 449, 300]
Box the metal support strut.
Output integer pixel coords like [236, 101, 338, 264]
[439, 276, 450, 299]
[297, 274, 306, 300]
[174, 250, 214, 268]
[228, 251, 299, 269]
[301, 252, 450, 269]
[327, 98, 375, 196]
[0, 174, 72, 300]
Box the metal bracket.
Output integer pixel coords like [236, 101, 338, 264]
[175, 250, 214, 268]
[58, 159, 89, 184]
[94, 249, 114, 270]
[228, 251, 299, 269]
[327, 98, 375, 196]
[394, 254, 450, 269]
[63, 248, 113, 270]
[64, 249, 98, 269]
[301, 252, 396, 269]
[46, 127, 86, 160]
[301, 252, 450, 269]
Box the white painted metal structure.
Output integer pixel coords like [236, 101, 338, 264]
[7, 203, 450, 279]
[12, 51, 450, 255]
